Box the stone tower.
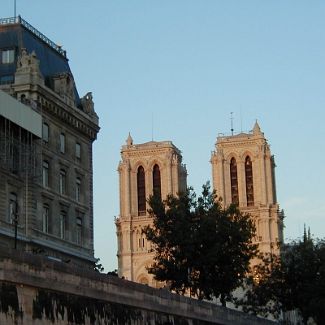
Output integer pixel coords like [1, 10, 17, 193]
[210, 122, 283, 255]
[116, 135, 187, 286]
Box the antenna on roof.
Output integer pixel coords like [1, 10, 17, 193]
[151, 112, 154, 141]
[14, 0, 17, 17]
[240, 108, 243, 133]
[230, 112, 234, 135]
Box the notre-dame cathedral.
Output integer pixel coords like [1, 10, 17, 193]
[115, 122, 284, 287]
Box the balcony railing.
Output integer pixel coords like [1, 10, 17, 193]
[0, 16, 67, 58]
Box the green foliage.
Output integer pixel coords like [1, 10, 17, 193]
[238, 236, 325, 324]
[107, 269, 118, 277]
[94, 258, 104, 273]
[143, 182, 258, 305]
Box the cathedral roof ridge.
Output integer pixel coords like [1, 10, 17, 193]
[142, 140, 174, 146]
[217, 121, 265, 142]
[217, 131, 251, 140]
[123, 139, 175, 147]
[121, 139, 182, 154]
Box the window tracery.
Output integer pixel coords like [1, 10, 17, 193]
[137, 166, 146, 215]
[230, 158, 239, 205]
[245, 156, 254, 206]
[152, 164, 161, 199]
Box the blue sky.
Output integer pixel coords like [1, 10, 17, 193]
[3, 1, 325, 271]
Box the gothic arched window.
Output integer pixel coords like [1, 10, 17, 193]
[230, 158, 239, 205]
[152, 164, 161, 199]
[245, 156, 254, 206]
[137, 166, 146, 215]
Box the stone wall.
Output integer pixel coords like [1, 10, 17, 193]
[0, 249, 275, 325]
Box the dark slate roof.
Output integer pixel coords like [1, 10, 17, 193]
[0, 16, 81, 106]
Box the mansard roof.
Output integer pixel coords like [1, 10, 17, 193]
[0, 16, 81, 106]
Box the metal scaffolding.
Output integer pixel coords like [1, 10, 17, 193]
[0, 116, 41, 177]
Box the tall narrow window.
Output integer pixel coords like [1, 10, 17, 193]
[42, 205, 49, 233]
[59, 169, 66, 195]
[12, 143, 19, 173]
[152, 164, 161, 198]
[42, 123, 49, 143]
[42, 161, 49, 188]
[245, 156, 254, 206]
[76, 177, 81, 202]
[1, 49, 15, 64]
[75, 143, 81, 159]
[60, 133, 65, 153]
[230, 158, 239, 205]
[137, 166, 146, 216]
[59, 212, 66, 239]
[9, 192, 17, 223]
[76, 216, 82, 245]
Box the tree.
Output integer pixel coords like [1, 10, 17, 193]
[94, 258, 104, 273]
[107, 269, 119, 277]
[238, 233, 325, 324]
[143, 182, 258, 305]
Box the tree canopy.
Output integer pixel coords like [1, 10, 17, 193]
[143, 182, 258, 305]
[238, 232, 325, 324]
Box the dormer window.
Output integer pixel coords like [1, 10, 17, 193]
[1, 49, 15, 64]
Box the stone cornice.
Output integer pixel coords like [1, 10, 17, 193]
[216, 138, 267, 149]
[122, 148, 178, 159]
[217, 132, 265, 142]
[122, 140, 177, 150]
[122, 141, 181, 156]
[13, 84, 100, 141]
[40, 96, 99, 141]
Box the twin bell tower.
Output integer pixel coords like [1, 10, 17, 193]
[116, 122, 284, 287]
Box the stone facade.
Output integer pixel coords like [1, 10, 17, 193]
[211, 122, 284, 255]
[116, 135, 187, 286]
[0, 248, 275, 325]
[118, 122, 284, 286]
[0, 17, 99, 267]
